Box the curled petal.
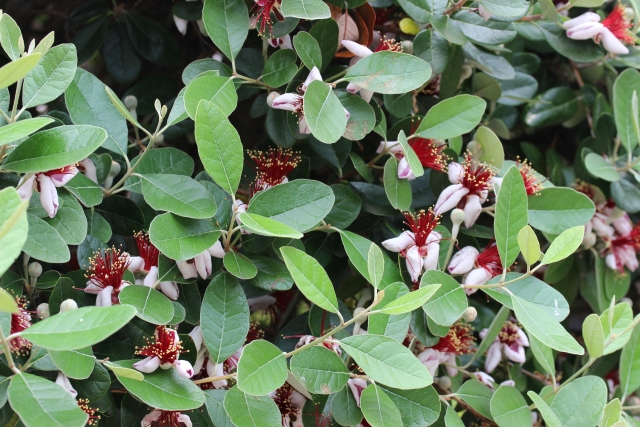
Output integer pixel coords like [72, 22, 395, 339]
[173, 360, 195, 378]
[134, 356, 161, 373]
[143, 266, 159, 288]
[177, 414, 193, 427]
[474, 371, 496, 389]
[84, 279, 103, 294]
[613, 215, 633, 235]
[189, 326, 203, 351]
[341, 40, 373, 58]
[485, 342, 502, 373]
[347, 378, 368, 406]
[346, 82, 361, 94]
[141, 410, 162, 427]
[434, 184, 469, 215]
[447, 162, 463, 184]
[298, 116, 310, 134]
[516, 327, 529, 347]
[427, 231, 442, 245]
[382, 231, 415, 252]
[194, 251, 212, 279]
[173, 15, 188, 34]
[440, 353, 458, 377]
[463, 194, 483, 228]
[566, 21, 604, 39]
[563, 11, 601, 29]
[271, 93, 302, 111]
[302, 66, 323, 90]
[17, 175, 35, 201]
[49, 169, 79, 187]
[360, 88, 374, 103]
[397, 157, 416, 180]
[37, 174, 59, 218]
[208, 240, 226, 258]
[448, 246, 479, 275]
[96, 286, 114, 306]
[503, 344, 526, 364]
[591, 214, 614, 239]
[377, 140, 402, 155]
[464, 267, 493, 287]
[55, 372, 77, 398]
[176, 260, 198, 279]
[343, 107, 351, 120]
[78, 158, 98, 183]
[208, 360, 228, 388]
[159, 281, 179, 300]
[406, 245, 424, 283]
[417, 348, 441, 377]
[423, 242, 440, 272]
[605, 253, 617, 271]
[128, 256, 146, 273]
[247, 295, 277, 311]
[600, 28, 629, 54]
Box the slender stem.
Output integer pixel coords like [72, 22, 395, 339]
[324, 69, 348, 83]
[0, 328, 21, 375]
[232, 74, 272, 90]
[10, 79, 23, 122]
[441, 221, 461, 272]
[193, 373, 235, 385]
[105, 136, 155, 196]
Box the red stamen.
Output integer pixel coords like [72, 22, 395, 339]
[248, 147, 301, 196]
[602, 3, 634, 44]
[517, 159, 543, 196]
[409, 137, 447, 172]
[272, 383, 299, 425]
[10, 296, 31, 355]
[475, 241, 503, 277]
[498, 321, 522, 346]
[146, 410, 185, 427]
[135, 325, 185, 365]
[374, 36, 403, 52]
[78, 399, 100, 426]
[85, 247, 130, 305]
[611, 224, 640, 252]
[460, 152, 495, 197]
[251, 0, 284, 36]
[430, 321, 475, 354]
[402, 209, 441, 248]
[134, 231, 159, 270]
[42, 165, 77, 177]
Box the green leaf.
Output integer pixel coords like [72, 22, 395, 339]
[549, 376, 607, 427]
[582, 313, 604, 359]
[201, 273, 249, 364]
[237, 340, 288, 396]
[0, 288, 18, 314]
[149, 213, 221, 261]
[280, 246, 340, 313]
[444, 404, 465, 427]
[2, 125, 107, 173]
[20, 305, 136, 351]
[280, 0, 331, 19]
[345, 51, 432, 94]
[44, 190, 88, 245]
[498, 72, 539, 106]
[527, 391, 562, 427]
[247, 179, 335, 232]
[24, 213, 70, 264]
[202, 0, 248, 61]
[65, 68, 128, 156]
[601, 399, 622, 427]
[104, 360, 144, 381]
[517, 225, 540, 266]
[478, 0, 528, 17]
[384, 157, 412, 210]
[111, 359, 205, 410]
[8, 373, 88, 427]
[585, 153, 619, 182]
[540, 226, 584, 265]
[457, 380, 493, 420]
[338, 91, 376, 141]
[511, 294, 584, 354]
[118, 285, 175, 325]
[398, 130, 424, 177]
[378, 284, 441, 315]
[223, 251, 258, 280]
[339, 334, 433, 389]
[184, 75, 238, 119]
[452, 11, 517, 45]
[125, 13, 180, 67]
[361, 384, 403, 427]
[309, 19, 338, 72]
[367, 244, 385, 290]
[22, 44, 77, 108]
[0, 14, 22, 60]
[0, 117, 54, 146]
[528, 188, 595, 234]
[340, 230, 403, 288]
[601, 303, 633, 355]
[204, 389, 235, 427]
[490, 386, 531, 427]
[421, 270, 467, 326]
[104, 86, 146, 131]
[303, 80, 348, 144]
[293, 32, 322, 70]
[368, 283, 411, 343]
[262, 49, 298, 87]
[495, 166, 528, 268]
[103, 23, 142, 85]
[614, 69, 640, 151]
[415, 94, 486, 140]
[380, 386, 440, 427]
[474, 126, 505, 168]
[65, 173, 103, 207]
[125, 147, 195, 193]
[238, 212, 304, 239]
[290, 346, 350, 394]
[194, 100, 243, 195]
[524, 86, 577, 128]
[414, 29, 450, 75]
[529, 335, 555, 378]
[0, 188, 28, 278]
[140, 174, 217, 219]
[48, 347, 95, 379]
[620, 322, 640, 398]
[223, 386, 281, 427]
[332, 386, 364, 426]
[0, 54, 41, 90]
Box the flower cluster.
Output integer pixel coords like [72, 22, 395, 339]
[564, 4, 634, 54]
[133, 325, 194, 378]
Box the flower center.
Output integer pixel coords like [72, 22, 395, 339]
[272, 383, 298, 424]
[602, 3, 633, 43]
[85, 247, 131, 294]
[148, 410, 184, 427]
[498, 321, 522, 346]
[134, 231, 159, 271]
[10, 296, 31, 355]
[374, 36, 402, 52]
[430, 321, 475, 354]
[248, 147, 301, 196]
[460, 152, 495, 197]
[517, 158, 543, 196]
[78, 399, 100, 426]
[136, 325, 185, 365]
[475, 241, 503, 277]
[251, 0, 284, 36]
[403, 209, 441, 248]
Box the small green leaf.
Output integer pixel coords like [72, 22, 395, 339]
[103, 361, 144, 381]
[614, 69, 640, 151]
[490, 386, 531, 427]
[290, 346, 350, 394]
[474, 126, 504, 168]
[620, 322, 640, 398]
[383, 157, 412, 210]
[184, 75, 238, 119]
[415, 94, 486, 140]
[293, 32, 322, 70]
[262, 49, 298, 87]
[140, 174, 217, 219]
[540, 226, 584, 265]
[118, 285, 175, 325]
[223, 251, 258, 280]
[237, 340, 288, 396]
[238, 212, 303, 238]
[367, 244, 385, 289]
[202, 0, 248, 61]
[600, 302, 633, 355]
[517, 225, 540, 266]
[104, 86, 147, 133]
[457, 380, 493, 420]
[584, 153, 619, 182]
[583, 314, 605, 359]
[49, 347, 95, 380]
[378, 284, 441, 315]
[0, 188, 28, 278]
[149, 213, 221, 261]
[601, 399, 622, 427]
[398, 130, 424, 177]
[360, 384, 403, 427]
[304, 80, 348, 144]
[0, 54, 41, 90]
[0, 14, 23, 60]
[223, 386, 281, 427]
[495, 166, 528, 269]
[22, 44, 77, 108]
[0, 117, 54, 146]
[421, 270, 467, 326]
[529, 335, 555, 378]
[445, 404, 465, 427]
[280, 0, 331, 19]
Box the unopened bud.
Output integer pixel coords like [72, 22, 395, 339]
[108, 161, 121, 177]
[154, 134, 164, 144]
[401, 40, 414, 55]
[123, 95, 137, 110]
[582, 232, 596, 249]
[27, 39, 35, 54]
[154, 99, 162, 116]
[267, 91, 279, 108]
[627, 396, 640, 413]
[60, 299, 78, 312]
[451, 209, 465, 226]
[160, 105, 167, 118]
[437, 376, 452, 389]
[399, 18, 419, 36]
[625, 7, 634, 20]
[212, 52, 224, 62]
[28, 262, 42, 279]
[37, 303, 50, 319]
[621, 297, 633, 307]
[463, 306, 477, 322]
[18, 35, 24, 54]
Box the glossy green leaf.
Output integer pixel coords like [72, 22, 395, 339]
[293, 31, 322, 70]
[380, 385, 440, 427]
[44, 190, 87, 245]
[384, 157, 412, 210]
[549, 376, 607, 427]
[601, 399, 622, 427]
[0, 54, 41, 90]
[613, 68, 640, 150]
[345, 51, 432, 94]
[452, 11, 516, 45]
[290, 346, 350, 394]
[620, 322, 640, 398]
[378, 284, 440, 315]
[22, 44, 77, 108]
[474, 125, 505, 168]
[457, 380, 493, 420]
[223, 251, 258, 280]
[332, 386, 364, 425]
[540, 226, 584, 265]
[23, 213, 70, 264]
[262, 49, 298, 87]
[585, 153, 619, 182]
[478, 0, 527, 17]
[149, 213, 221, 261]
[527, 391, 562, 427]
[0, 14, 22, 60]
[237, 340, 287, 396]
[236, 212, 302, 238]
[204, 389, 235, 427]
[361, 384, 403, 427]
[517, 225, 540, 266]
[223, 386, 281, 427]
[140, 174, 217, 219]
[280, 0, 331, 19]
[202, 0, 248, 60]
[583, 313, 605, 359]
[368, 283, 411, 343]
[367, 243, 385, 290]
[118, 285, 175, 325]
[184, 75, 237, 119]
[304, 80, 348, 144]
[601, 303, 633, 355]
[495, 166, 528, 268]
[528, 188, 595, 234]
[421, 270, 467, 326]
[0, 188, 28, 278]
[0, 117, 54, 146]
[398, 130, 424, 177]
[524, 86, 577, 128]
[48, 347, 95, 379]
[490, 386, 531, 427]
[415, 94, 486, 140]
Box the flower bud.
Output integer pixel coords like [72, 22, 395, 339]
[451, 209, 465, 226]
[460, 64, 473, 82]
[463, 307, 477, 322]
[267, 91, 280, 108]
[37, 303, 50, 319]
[436, 376, 452, 389]
[399, 18, 420, 36]
[154, 99, 162, 116]
[154, 134, 164, 144]
[582, 232, 597, 249]
[109, 161, 121, 177]
[621, 297, 633, 307]
[625, 7, 634, 20]
[123, 95, 138, 110]
[60, 299, 78, 312]
[28, 262, 42, 279]
[401, 40, 414, 55]
[160, 105, 167, 118]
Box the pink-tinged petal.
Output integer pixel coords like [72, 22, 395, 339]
[189, 326, 203, 351]
[397, 156, 416, 180]
[272, 93, 302, 111]
[591, 214, 614, 239]
[613, 215, 633, 235]
[298, 116, 310, 134]
[605, 253, 618, 271]
[193, 353, 205, 374]
[280, 35, 293, 49]
[37, 175, 59, 218]
[343, 107, 351, 120]
[50, 169, 79, 187]
[176, 260, 198, 279]
[141, 410, 162, 427]
[208, 361, 228, 388]
[500, 380, 516, 387]
[479, 328, 489, 340]
[96, 286, 114, 306]
[566, 21, 604, 39]
[177, 414, 193, 427]
[485, 342, 502, 373]
[347, 378, 368, 406]
[84, 279, 103, 294]
[341, 40, 373, 58]
[247, 295, 277, 311]
[302, 66, 323, 89]
[434, 184, 469, 215]
[16, 175, 35, 201]
[78, 158, 98, 183]
[173, 15, 188, 34]
[503, 344, 526, 364]
[346, 82, 361, 94]
[440, 353, 458, 377]
[463, 194, 483, 228]
[423, 242, 440, 271]
[600, 28, 629, 54]
[268, 38, 279, 48]
[448, 246, 479, 275]
[516, 327, 529, 347]
[427, 231, 442, 245]
[173, 360, 195, 378]
[194, 251, 213, 279]
[128, 256, 145, 273]
[360, 89, 374, 103]
[159, 281, 179, 300]
[134, 356, 161, 373]
[474, 371, 496, 389]
[447, 162, 463, 184]
[55, 372, 77, 398]
[143, 266, 159, 287]
[626, 254, 639, 272]
[208, 240, 226, 258]
[377, 140, 402, 155]
[464, 267, 492, 287]
[382, 230, 415, 252]
[563, 11, 601, 29]
[406, 245, 424, 282]
[417, 348, 441, 377]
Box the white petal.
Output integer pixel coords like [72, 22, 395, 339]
[464, 267, 493, 287]
[503, 344, 526, 364]
[447, 162, 463, 184]
[397, 157, 416, 180]
[128, 256, 146, 273]
[360, 89, 374, 103]
[485, 342, 502, 373]
[474, 371, 496, 388]
[193, 251, 212, 279]
[78, 158, 98, 183]
[143, 266, 159, 287]
[55, 372, 77, 398]
[382, 231, 415, 252]
[406, 245, 424, 282]
[417, 348, 441, 378]
[566, 21, 604, 39]
[347, 378, 368, 406]
[346, 82, 361, 94]
[463, 194, 483, 228]
[96, 286, 114, 306]
[173, 15, 188, 34]
[133, 356, 161, 373]
[448, 246, 479, 275]
[343, 107, 351, 120]
[302, 66, 323, 89]
[280, 35, 293, 49]
[298, 116, 310, 134]
[142, 410, 162, 427]
[613, 215, 633, 235]
[37, 175, 59, 218]
[516, 327, 529, 347]
[600, 28, 629, 54]
[189, 326, 203, 351]
[605, 253, 618, 270]
[177, 414, 193, 427]
[563, 11, 601, 29]
[176, 260, 198, 279]
[423, 242, 440, 271]
[434, 184, 469, 215]
[271, 93, 302, 111]
[247, 295, 277, 311]
[341, 40, 373, 58]
[208, 240, 226, 258]
[16, 175, 35, 201]
[84, 280, 103, 294]
[173, 360, 195, 378]
[50, 168, 79, 187]
[159, 281, 179, 300]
